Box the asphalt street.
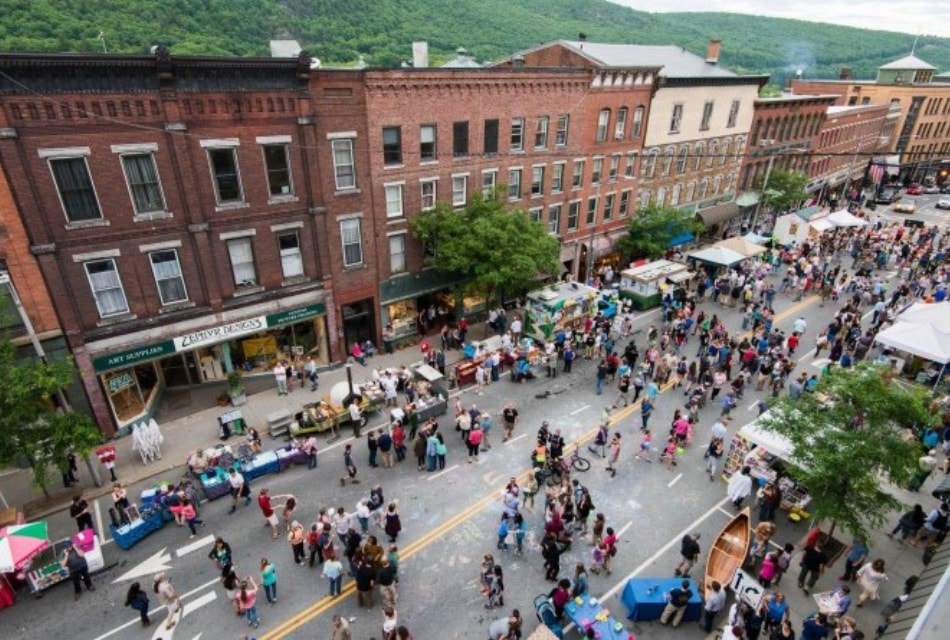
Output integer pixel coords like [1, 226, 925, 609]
[0, 264, 898, 640]
[873, 192, 950, 227]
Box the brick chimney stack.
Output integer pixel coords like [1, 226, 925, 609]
[839, 66, 852, 80]
[705, 39, 721, 64]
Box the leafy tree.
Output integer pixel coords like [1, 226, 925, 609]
[410, 191, 559, 306]
[759, 363, 934, 540]
[759, 168, 809, 213]
[0, 339, 102, 496]
[616, 204, 704, 261]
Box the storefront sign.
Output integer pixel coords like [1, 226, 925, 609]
[173, 316, 267, 351]
[93, 302, 327, 373]
[93, 341, 175, 372]
[106, 371, 136, 395]
[266, 303, 325, 327]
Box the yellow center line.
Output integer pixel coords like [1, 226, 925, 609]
[261, 295, 820, 638]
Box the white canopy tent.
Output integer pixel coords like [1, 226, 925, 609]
[897, 302, 950, 333]
[810, 218, 835, 233]
[716, 236, 767, 258]
[874, 322, 950, 364]
[827, 208, 869, 228]
[688, 245, 747, 267]
[739, 417, 796, 462]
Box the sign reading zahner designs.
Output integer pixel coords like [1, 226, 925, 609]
[173, 316, 267, 351]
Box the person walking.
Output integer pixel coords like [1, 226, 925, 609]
[727, 466, 753, 509]
[227, 468, 251, 514]
[322, 554, 344, 597]
[62, 544, 95, 601]
[702, 580, 726, 633]
[70, 496, 94, 532]
[839, 538, 869, 582]
[125, 582, 150, 627]
[237, 576, 260, 628]
[856, 559, 888, 607]
[467, 424, 483, 463]
[384, 503, 402, 543]
[605, 433, 622, 478]
[258, 488, 281, 539]
[341, 443, 359, 486]
[355, 559, 376, 608]
[659, 579, 694, 627]
[502, 403, 518, 442]
[797, 543, 828, 594]
[640, 398, 653, 430]
[378, 556, 398, 609]
[208, 537, 232, 571]
[273, 362, 288, 395]
[595, 359, 608, 395]
[332, 614, 353, 640]
[705, 437, 724, 481]
[181, 499, 203, 538]
[674, 533, 701, 577]
[261, 558, 278, 604]
[288, 521, 306, 565]
[154, 573, 182, 631]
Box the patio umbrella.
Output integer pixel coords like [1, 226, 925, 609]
[0, 521, 50, 573]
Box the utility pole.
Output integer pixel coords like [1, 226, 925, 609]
[0, 272, 102, 487]
[750, 140, 776, 232]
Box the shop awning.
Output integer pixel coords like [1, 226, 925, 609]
[669, 232, 694, 247]
[379, 269, 465, 305]
[687, 245, 747, 267]
[695, 201, 740, 227]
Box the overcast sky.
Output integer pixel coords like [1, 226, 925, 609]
[610, 0, 950, 37]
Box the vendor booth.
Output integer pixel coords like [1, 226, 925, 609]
[771, 206, 830, 246]
[687, 246, 748, 277]
[622, 577, 702, 622]
[619, 260, 694, 310]
[874, 302, 950, 390]
[22, 526, 105, 594]
[721, 415, 811, 516]
[715, 236, 767, 259]
[826, 208, 869, 228]
[525, 281, 600, 343]
[410, 364, 448, 420]
[564, 593, 633, 639]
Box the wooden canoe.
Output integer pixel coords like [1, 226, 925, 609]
[703, 507, 751, 597]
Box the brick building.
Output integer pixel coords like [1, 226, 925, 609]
[0, 48, 661, 434]
[505, 40, 767, 236]
[362, 64, 656, 341]
[740, 93, 838, 192]
[0, 51, 339, 435]
[808, 102, 894, 203]
[792, 53, 950, 184]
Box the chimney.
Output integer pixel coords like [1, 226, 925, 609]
[839, 66, 852, 80]
[512, 54, 525, 68]
[705, 39, 721, 64]
[412, 41, 429, 68]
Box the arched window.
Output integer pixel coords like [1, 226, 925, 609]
[676, 144, 689, 174]
[685, 181, 696, 203]
[641, 147, 659, 178]
[706, 140, 718, 169]
[693, 142, 705, 170]
[662, 146, 675, 176]
[698, 178, 709, 201]
[670, 183, 682, 206]
[719, 139, 730, 166]
[656, 186, 667, 206]
[712, 175, 722, 194]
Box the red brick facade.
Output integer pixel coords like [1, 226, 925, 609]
[741, 94, 837, 191]
[809, 103, 891, 191]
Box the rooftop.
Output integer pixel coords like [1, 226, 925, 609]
[441, 47, 482, 69]
[879, 53, 936, 70]
[755, 92, 839, 104]
[558, 40, 736, 78]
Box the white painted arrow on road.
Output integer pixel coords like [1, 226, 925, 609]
[112, 547, 172, 584]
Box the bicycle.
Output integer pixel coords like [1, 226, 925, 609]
[569, 447, 591, 472]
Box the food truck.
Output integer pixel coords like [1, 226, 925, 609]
[524, 281, 600, 343]
[619, 260, 693, 310]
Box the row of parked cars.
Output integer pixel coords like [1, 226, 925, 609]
[876, 183, 950, 213]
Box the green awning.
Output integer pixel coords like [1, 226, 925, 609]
[380, 270, 465, 305]
[735, 192, 760, 207]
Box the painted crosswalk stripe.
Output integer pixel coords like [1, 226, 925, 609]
[570, 404, 591, 416]
[427, 464, 459, 481]
[667, 473, 683, 488]
[176, 534, 215, 558]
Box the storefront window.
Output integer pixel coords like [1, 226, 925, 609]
[104, 363, 158, 424]
[385, 299, 418, 338]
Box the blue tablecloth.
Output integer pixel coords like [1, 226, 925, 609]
[275, 446, 309, 471]
[564, 596, 632, 640]
[200, 468, 233, 501]
[242, 451, 280, 481]
[110, 510, 166, 550]
[621, 577, 702, 622]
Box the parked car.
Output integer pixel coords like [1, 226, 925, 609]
[876, 188, 900, 204]
[936, 198, 950, 210]
[893, 199, 917, 214]
[940, 184, 950, 194]
[905, 184, 924, 195]
[922, 185, 941, 194]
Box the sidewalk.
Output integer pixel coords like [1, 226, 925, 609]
[4, 330, 476, 519]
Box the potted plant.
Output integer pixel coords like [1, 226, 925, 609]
[227, 371, 246, 406]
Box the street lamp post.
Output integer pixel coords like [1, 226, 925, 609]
[750, 139, 776, 232]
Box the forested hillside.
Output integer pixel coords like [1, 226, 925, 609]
[1, 0, 947, 83]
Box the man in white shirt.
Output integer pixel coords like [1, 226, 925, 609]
[702, 580, 726, 632]
[227, 468, 248, 514]
[273, 363, 288, 396]
[793, 317, 807, 335]
[510, 318, 522, 343]
[382, 373, 398, 407]
[727, 466, 753, 509]
[710, 418, 729, 443]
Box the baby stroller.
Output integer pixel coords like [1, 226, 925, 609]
[533, 594, 564, 638]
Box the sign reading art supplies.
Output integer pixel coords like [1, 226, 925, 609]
[92, 302, 327, 373]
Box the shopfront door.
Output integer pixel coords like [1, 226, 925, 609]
[577, 244, 589, 283]
[342, 299, 376, 351]
[160, 352, 200, 388]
